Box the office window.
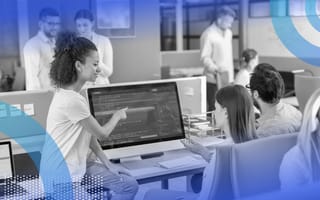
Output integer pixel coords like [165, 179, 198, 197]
[249, 0, 270, 17]
[160, 0, 177, 51]
[160, 0, 240, 58]
[182, 1, 215, 50]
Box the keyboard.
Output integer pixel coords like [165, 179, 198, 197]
[0, 182, 27, 197]
[158, 156, 205, 169]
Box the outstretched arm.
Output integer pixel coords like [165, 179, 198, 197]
[181, 139, 212, 162]
[80, 108, 127, 141]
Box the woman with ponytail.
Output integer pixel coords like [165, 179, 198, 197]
[280, 88, 320, 189]
[234, 49, 258, 87]
[41, 31, 138, 199]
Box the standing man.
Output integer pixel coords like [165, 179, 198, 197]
[200, 6, 236, 111]
[23, 8, 61, 90]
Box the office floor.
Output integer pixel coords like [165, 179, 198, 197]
[135, 177, 187, 200]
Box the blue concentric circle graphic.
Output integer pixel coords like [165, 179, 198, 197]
[270, 0, 320, 67]
[306, 0, 320, 31]
[0, 101, 73, 199]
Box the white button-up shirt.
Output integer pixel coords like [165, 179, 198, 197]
[23, 31, 55, 90]
[91, 32, 113, 85]
[200, 23, 234, 84]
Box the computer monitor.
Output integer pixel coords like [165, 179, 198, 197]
[0, 141, 14, 181]
[87, 82, 186, 160]
[168, 76, 206, 114]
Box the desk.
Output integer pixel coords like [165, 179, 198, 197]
[122, 149, 207, 189]
[121, 136, 225, 189]
[3, 136, 226, 199]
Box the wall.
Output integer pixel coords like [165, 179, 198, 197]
[0, 90, 53, 153]
[260, 56, 320, 76]
[0, 0, 19, 57]
[247, 17, 320, 75]
[108, 0, 161, 83]
[0, 0, 19, 80]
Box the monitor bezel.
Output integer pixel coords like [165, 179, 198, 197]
[87, 81, 186, 150]
[0, 141, 15, 183]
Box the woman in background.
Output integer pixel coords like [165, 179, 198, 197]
[143, 85, 257, 200]
[74, 9, 113, 85]
[234, 49, 258, 87]
[280, 88, 320, 189]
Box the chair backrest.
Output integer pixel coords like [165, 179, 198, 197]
[207, 144, 234, 200]
[295, 75, 320, 112]
[231, 133, 297, 199]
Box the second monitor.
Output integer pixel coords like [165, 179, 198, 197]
[87, 81, 186, 160]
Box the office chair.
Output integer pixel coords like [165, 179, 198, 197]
[294, 74, 320, 112]
[206, 144, 234, 200]
[231, 133, 297, 199]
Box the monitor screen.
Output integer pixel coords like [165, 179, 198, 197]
[0, 142, 13, 181]
[87, 82, 185, 150]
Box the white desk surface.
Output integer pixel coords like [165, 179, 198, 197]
[122, 149, 207, 179]
[121, 135, 225, 181]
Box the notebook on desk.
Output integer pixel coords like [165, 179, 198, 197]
[0, 141, 27, 197]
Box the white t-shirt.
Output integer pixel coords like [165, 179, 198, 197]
[41, 88, 92, 182]
[234, 69, 251, 87]
[257, 102, 302, 138]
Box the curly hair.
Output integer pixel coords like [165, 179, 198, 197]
[50, 31, 97, 87]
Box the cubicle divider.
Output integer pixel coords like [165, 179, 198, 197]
[0, 90, 54, 178]
[0, 90, 54, 153]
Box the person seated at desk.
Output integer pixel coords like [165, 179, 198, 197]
[40, 31, 138, 200]
[143, 85, 257, 200]
[234, 48, 259, 87]
[248, 63, 302, 138]
[280, 88, 320, 189]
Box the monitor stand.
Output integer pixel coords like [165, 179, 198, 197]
[110, 152, 164, 164]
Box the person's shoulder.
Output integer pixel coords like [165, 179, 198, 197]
[56, 89, 87, 104]
[95, 33, 110, 42]
[283, 145, 300, 162]
[256, 118, 298, 137]
[280, 145, 299, 172]
[282, 102, 301, 112]
[24, 34, 41, 49]
[201, 27, 218, 43]
[226, 28, 233, 35]
[280, 102, 302, 119]
[237, 69, 250, 77]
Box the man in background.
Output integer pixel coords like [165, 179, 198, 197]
[23, 8, 61, 90]
[200, 6, 236, 111]
[249, 63, 302, 137]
